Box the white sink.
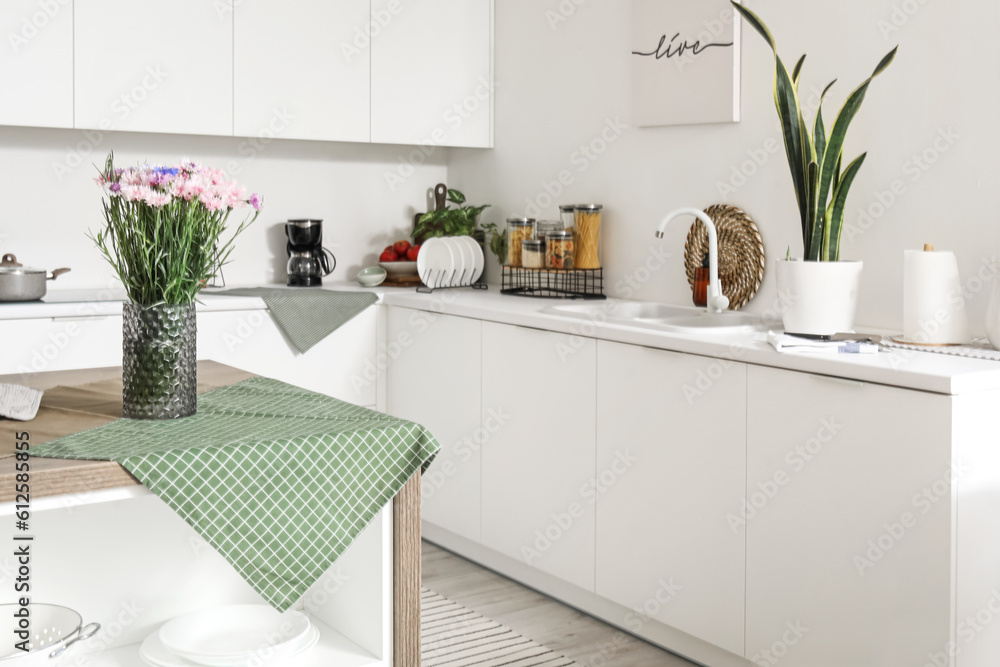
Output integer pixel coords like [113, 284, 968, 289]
[541, 301, 775, 335]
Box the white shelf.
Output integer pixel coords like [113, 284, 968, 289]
[84, 616, 383, 667]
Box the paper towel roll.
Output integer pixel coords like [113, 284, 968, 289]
[903, 248, 970, 344]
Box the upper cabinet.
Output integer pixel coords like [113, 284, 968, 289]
[75, 0, 234, 136]
[371, 0, 493, 148]
[234, 0, 370, 143]
[0, 1, 74, 128]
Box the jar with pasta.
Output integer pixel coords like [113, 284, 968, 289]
[506, 218, 535, 267]
[574, 204, 603, 269]
[546, 231, 575, 269]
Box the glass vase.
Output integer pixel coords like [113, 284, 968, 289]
[122, 302, 197, 420]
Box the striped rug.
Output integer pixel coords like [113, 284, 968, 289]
[422, 589, 579, 667]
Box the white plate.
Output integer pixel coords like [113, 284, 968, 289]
[141, 625, 319, 667]
[457, 236, 485, 285]
[158, 605, 310, 666]
[418, 238, 455, 289]
[447, 237, 472, 287]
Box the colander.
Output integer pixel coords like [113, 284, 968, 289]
[0, 604, 100, 664]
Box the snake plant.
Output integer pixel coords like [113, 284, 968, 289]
[732, 2, 897, 262]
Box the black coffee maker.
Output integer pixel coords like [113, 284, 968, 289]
[285, 220, 336, 287]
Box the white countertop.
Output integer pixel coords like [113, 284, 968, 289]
[379, 288, 1000, 396]
[5, 284, 1000, 395]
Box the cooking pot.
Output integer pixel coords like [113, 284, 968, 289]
[0, 254, 71, 302]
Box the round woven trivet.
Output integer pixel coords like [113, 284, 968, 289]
[684, 204, 765, 311]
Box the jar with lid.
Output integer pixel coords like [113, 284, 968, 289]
[521, 239, 545, 269]
[574, 204, 603, 269]
[535, 220, 564, 242]
[559, 205, 577, 231]
[546, 230, 575, 269]
[506, 218, 535, 267]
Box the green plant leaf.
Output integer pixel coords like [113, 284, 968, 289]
[816, 46, 897, 245]
[792, 55, 806, 89]
[824, 153, 867, 261]
[447, 189, 466, 206]
[805, 161, 821, 260]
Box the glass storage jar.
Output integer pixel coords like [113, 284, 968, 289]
[559, 205, 577, 231]
[546, 230, 575, 269]
[522, 239, 545, 269]
[574, 204, 603, 269]
[506, 218, 535, 267]
[535, 220, 564, 242]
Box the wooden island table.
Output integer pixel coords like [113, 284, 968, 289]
[0, 361, 422, 667]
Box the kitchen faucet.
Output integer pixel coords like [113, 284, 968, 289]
[655, 208, 730, 314]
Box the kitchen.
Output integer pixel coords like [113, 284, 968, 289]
[2, 1, 1000, 667]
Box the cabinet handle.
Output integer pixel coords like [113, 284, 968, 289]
[50, 315, 114, 322]
[810, 373, 866, 389]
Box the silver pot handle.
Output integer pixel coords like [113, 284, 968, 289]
[47, 268, 71, 281]
[48, 622, 100, 659]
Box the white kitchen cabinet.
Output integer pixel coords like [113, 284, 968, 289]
[595, 341, 746, 656]
[745, 366, 953, 667]
[0, 1, 73, 128]
[74, 0, 233, 136]
[0, 314, 123, 375]
[481, 322, 596, 591]
[197, 307, 377, 407]
[386, 307, 482, 542]
[371, 0, 493, 148]
[234, 0, 370, 142]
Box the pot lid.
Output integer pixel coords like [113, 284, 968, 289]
[1, 253, 44, 275]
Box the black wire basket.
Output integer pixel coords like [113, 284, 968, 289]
[501, 267, 606, 300]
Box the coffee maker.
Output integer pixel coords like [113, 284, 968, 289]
[285, 220, 336, 287]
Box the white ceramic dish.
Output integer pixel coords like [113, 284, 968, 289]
[378, 261, 418, 278]
[447, 237, 471, 287]
[141, 625, 319, 667]
[418, 238, 453, 289]
[457, 236, 485, 285]
[357, 267, 386, 287]
[158, 605, 310, 666]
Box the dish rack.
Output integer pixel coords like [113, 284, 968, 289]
[501, 267, 606, 300]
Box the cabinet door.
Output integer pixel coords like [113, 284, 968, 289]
[0, 315, 123, 375]
[197, 307, 377, 406]
[234, 0, 370, 142]
[481, 322, 596, 591]
[371, 0, 492, 148]
[386, 307, 482, 542]
[595, 341, 746, 655]
[74, 0, 233, 136]
[746, 366, 953, 667]
[0, 1, 73, 128]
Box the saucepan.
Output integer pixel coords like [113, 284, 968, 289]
[0, 254, 71, 302]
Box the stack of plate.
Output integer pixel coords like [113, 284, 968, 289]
[140, 605, 319, 667]
[417, 236, 485, 289]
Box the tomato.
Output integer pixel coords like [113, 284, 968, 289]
[379, 250, 399, 262]
[394, 240, 412, 255]
[406, 245, 421, 262]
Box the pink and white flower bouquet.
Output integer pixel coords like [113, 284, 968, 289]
[92, 153, 262, 305]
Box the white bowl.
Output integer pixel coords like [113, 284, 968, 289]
[357, 267, 387, 287]
[379, 261, 418, 277]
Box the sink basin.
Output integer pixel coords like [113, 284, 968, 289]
[541, 301, 775, 335]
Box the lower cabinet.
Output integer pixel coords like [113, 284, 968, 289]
[0, 314, 124, 375]
[745, 366, 953, 667]
[197, 307, 377, 406]
[595, 341, 746, 655]
[481, 322, 597, 592]
[385, 308, 483, 543]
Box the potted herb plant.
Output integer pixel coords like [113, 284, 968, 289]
[413, 189, 489, 245]
[92, 153, 261, 419]
[732, 2, 897, 335]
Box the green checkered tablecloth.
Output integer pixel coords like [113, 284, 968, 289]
[30, 377, 440, 611]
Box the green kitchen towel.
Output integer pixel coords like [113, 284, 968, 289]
[220, 288, 378, 354]
[30, 377, 440, 611]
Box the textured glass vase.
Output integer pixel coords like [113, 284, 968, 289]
[122, 302, 197, 420]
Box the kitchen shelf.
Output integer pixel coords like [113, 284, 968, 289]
[501, 266, 606, 300]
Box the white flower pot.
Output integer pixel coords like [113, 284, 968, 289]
[775, 260, 864, 336]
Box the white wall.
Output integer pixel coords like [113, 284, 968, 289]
[448, 0, 1000, 334]
[0, 126, 447, 289]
